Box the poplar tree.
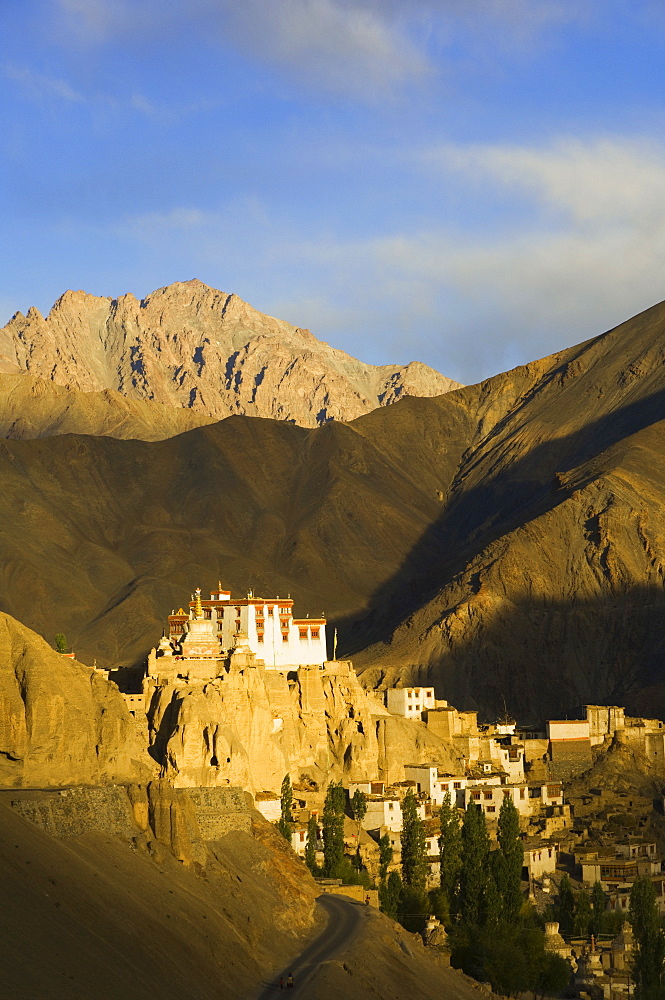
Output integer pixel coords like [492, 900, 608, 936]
[380, 870, 402, 919]
[351, 788, 367, 864]
[278, 773, 293, 842]
[574, 890, 592, 938]
[304, 815, 318, 872]
[55, 632, 67, 653]
[591, 881, 606, 937]
[401, 789, 428, 893]
[629, 875, 665, 1000]
[378, 832, 393, 883]
[496, 795, 524, 923]
[459, 801, 490, 926]
[322, 781, 346, 877]
[556, 875, 575, 938]
[438, 791, 462, 916]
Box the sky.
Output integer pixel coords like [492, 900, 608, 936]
[1, 0, 665, 384]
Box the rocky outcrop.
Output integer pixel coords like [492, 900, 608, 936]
[144, 648, 458, 793]
[0, 280, 461, 429]
[0, 613, 150, 786]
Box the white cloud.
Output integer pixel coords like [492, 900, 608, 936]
[114, 135, 665, 382]
[215, 0, 431, 99]
[434, 137, 665, 230]
[47, 0, 593, 101]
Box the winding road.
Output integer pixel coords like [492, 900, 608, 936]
[257, 893, 364, 998]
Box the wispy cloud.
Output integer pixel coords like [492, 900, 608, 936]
[48, 0, 591, 101]
[4, 65, 87, 104]
[114, 135, 665, 381]
[4, 62, 211, 124]
[215, 0, 431, 100]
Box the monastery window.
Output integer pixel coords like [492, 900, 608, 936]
[257, 634, 264, 643]
[282, 633, 289, 642]
[487, 806, 496, 813]
[548, 849, 552, 858]
[503, 790, 510, 798]
[441, 784, 448, 792]
[484, 792, 493, 800]
[520, 788, 525, 800]
[453, 782, 461, 789]
[472, 792, 481, 800]
[547, 785, 561, 797]
[311, 628, 320, 640]
[299, 628, 308, 639]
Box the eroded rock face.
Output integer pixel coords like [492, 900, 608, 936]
[144, 653, 456, 792]
[0, 281, 461, 428]
[0, 613, 150, 786]
[146, 658, 387, 791]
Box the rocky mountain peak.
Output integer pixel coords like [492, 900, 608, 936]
[0, 281, 462, 427]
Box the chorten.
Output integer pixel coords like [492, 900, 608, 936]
[179, 588, 221, 658]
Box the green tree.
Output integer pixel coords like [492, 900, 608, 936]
[630, 875, 665, 1000]
[574, 889, 592, 938]
[304, 815, 318, 872]
[482, 860, 503, 929]
[459, 801, 490, 927]
[54, 632, 67, 653]
[438, 791, 462, 918]
[591, 880, 606, 937]
[350, 788, 367, 869]
[401, 789, 428, 894]
[496, 794, 524, 923]
[379, 870, 402, 919]
[322, 781, 346, 877]
[535, 952, 571, 1000]
[378, 832, 393, 883]
[556, 874, 575, 939]
[277, 773, 293, 842]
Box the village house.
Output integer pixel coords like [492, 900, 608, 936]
[385, 687, 437, 720]
[361, 789, 429, 833]
[522, 839, 558, 880]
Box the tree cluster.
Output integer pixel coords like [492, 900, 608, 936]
[450, 798, 570, 995]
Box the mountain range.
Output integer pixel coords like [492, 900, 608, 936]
[0, 282, 664, 721]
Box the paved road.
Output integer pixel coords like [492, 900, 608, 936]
[257, 893, 364, 998]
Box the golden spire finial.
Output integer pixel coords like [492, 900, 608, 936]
[218, 580, 223, 590]
[194, 587, 203, 619]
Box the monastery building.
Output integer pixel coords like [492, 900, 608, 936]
[164, 583, 327, 669]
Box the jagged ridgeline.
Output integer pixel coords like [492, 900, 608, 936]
[0, 279, 460, 435]
[0, 288, 663, 720]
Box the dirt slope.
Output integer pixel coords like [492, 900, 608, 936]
[0, 373, 213, 441]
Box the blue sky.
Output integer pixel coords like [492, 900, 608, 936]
[2, 0, 665, 384]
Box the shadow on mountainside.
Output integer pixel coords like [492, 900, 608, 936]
[355, 586, 665, 724]
[335, 384, 665, 722]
